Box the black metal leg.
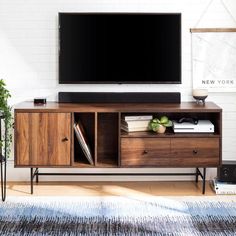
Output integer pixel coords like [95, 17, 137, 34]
[30, 168, 33, 194]
[36, 168, 39, 183]
[0, 159, 7, 201]
[202, 168, 206, 194]
[195, 168, 199, 183]
[1, 118, 7, 201]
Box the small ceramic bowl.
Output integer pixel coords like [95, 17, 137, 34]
[192, 89, 208, 104]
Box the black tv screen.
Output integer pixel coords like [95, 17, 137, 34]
[59, 13, 181, 84]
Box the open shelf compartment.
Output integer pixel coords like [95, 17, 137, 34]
[120, 111, 221, 136]
[97, 113, 119, 167]
[73, 112, 95, 167]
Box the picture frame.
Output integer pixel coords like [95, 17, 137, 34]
[191, 28, 236, 92]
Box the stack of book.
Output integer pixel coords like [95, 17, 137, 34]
[210, 178, 236, 195]
[121, 115, 153, 132]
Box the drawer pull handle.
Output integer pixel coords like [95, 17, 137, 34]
[193, 150, 198, 155]
[62, 137, 69, 142]
[143, 150, 148, 154]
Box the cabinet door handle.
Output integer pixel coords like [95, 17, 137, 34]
[143, 150, 148, 154]
[193, 150, 198, 155]
[62, 137, 69, 142]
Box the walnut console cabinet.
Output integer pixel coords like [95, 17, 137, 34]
[14, 101, 222, 194]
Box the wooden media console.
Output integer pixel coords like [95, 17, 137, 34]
[14, 101, 222, 194]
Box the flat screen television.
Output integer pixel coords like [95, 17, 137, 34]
[59, 13, 181, 84]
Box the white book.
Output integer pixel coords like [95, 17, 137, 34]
[123, 115, 153, 121]
[217, 190, 236, 194]
[215, 181, 236, 190]
[122, 119, 150, 128]
[210, 178, 236, 195]
[121, 125, 149, 132]
[213, 188, 236, 195]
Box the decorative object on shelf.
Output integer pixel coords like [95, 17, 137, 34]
[33, 98, 47, 105]
[192, 89, 208, 104]
[0, 79, 12, 202]
[149, 116, 173, 134]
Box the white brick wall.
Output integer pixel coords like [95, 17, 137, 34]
[0, 0, 236, 181]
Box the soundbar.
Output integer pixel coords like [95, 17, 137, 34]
[58, 92, 181, 103]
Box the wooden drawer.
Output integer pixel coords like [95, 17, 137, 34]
[170, 138, 220, 167]
[121, 138, 171, 167]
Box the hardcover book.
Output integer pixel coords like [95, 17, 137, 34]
[121, 119, 150, 128]
[210, 178, 236, 195]
[122, 115, 153, 121]
[121, 125, 149, 132]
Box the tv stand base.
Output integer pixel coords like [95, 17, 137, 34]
[30, 167, 207, 195]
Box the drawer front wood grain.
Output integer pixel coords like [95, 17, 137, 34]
[47, 113, 71, 166]
[121, 138, 171, 167]
[15, 112, 71, 166]
[170, 138, 220, 167]
[15, 113, 30, 166]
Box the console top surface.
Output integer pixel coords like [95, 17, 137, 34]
[14, 101, 222, 113]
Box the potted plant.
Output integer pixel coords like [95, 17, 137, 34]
[0, 79, 12, 160]
[149, 115, 173, 134]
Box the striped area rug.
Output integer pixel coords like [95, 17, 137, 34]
[0, 196, 236, 235]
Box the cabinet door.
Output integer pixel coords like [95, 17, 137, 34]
[15, 113, 71, 166]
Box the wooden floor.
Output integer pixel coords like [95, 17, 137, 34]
[6, 181, 215, 196]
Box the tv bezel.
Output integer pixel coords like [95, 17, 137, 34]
[59, 12, 182, 84]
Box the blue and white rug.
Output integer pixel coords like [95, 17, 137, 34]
[0, 196, 236, 235]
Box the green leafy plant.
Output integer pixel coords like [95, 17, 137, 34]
[149, 115, 173, 133]
[0, 79, 13, 159]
